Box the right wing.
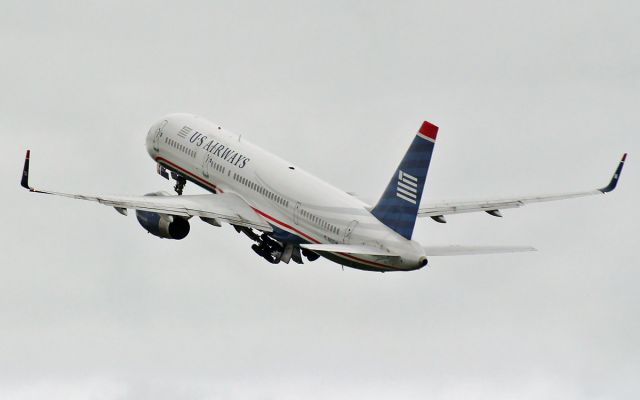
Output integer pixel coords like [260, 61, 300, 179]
[20, 150, 272, 232]
[423, 245, 536, 256]
[299, 243, 536, 257]
[419, 154, 627, 220]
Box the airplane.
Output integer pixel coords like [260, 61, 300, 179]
[20, 114, 627, 272]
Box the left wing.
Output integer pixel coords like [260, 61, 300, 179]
[20, 150, 272, 231]
[419, 154, 626, 221]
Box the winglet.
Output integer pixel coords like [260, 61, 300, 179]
[21, 150, 32, 190]
[599, 153, 627, 193]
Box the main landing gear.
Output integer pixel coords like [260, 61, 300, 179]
[235, 226, 319, 265]
[251, 238, 281, 264]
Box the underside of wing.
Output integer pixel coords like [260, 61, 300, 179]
[105, 192, 272, 231]
[35, 190, 272, 231]
[20, 150, 272, 231]
[418, 154, 627, 221]
[423, 245, 536, 256]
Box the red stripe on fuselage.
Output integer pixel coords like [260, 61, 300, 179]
[251, 208, 319, 244]
[155, 155, 402, 271]
[155, 156, 224, 193]
[251, 208, 402, 271]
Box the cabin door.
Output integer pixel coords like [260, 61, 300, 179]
[342, 220, 358, 243]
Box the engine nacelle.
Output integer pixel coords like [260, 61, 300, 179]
[135, 192, 190, 240]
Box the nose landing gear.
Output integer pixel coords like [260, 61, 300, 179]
[171, 172, 187, 195]
[156, 164, 187, 195]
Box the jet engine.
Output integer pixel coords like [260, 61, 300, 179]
[135, 192, 190, 240]
[136, 210, 190, 240]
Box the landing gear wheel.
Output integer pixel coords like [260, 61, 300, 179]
[251, 243, 280, 264]
[302, 248, 320, 261]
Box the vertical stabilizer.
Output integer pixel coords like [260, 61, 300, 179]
[370, 121, 438, 239]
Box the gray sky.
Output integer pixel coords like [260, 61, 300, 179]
[1, 1, 638, 399]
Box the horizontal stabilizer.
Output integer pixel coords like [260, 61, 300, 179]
[423, 245, 536, 256]
[300, 243, 398, 256]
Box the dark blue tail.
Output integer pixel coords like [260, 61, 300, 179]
[370, 121, 438, 239]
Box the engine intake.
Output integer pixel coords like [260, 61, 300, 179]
[136, 210, 190, 240]
[135, 192, 190, 240]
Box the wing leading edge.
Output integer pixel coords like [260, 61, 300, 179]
[20, 150, 272, 231]
[419, 154, 627, 219]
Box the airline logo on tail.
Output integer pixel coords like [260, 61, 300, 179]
[397, 170, 418, 204]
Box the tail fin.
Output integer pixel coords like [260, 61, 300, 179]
[370, 121, 438, 239]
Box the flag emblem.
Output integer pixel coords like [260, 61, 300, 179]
[177, 126, 192, 138]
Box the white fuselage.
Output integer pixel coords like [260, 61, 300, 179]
[145, 113, 426, 271]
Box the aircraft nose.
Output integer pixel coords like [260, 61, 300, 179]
[145, 119, 168, 157]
